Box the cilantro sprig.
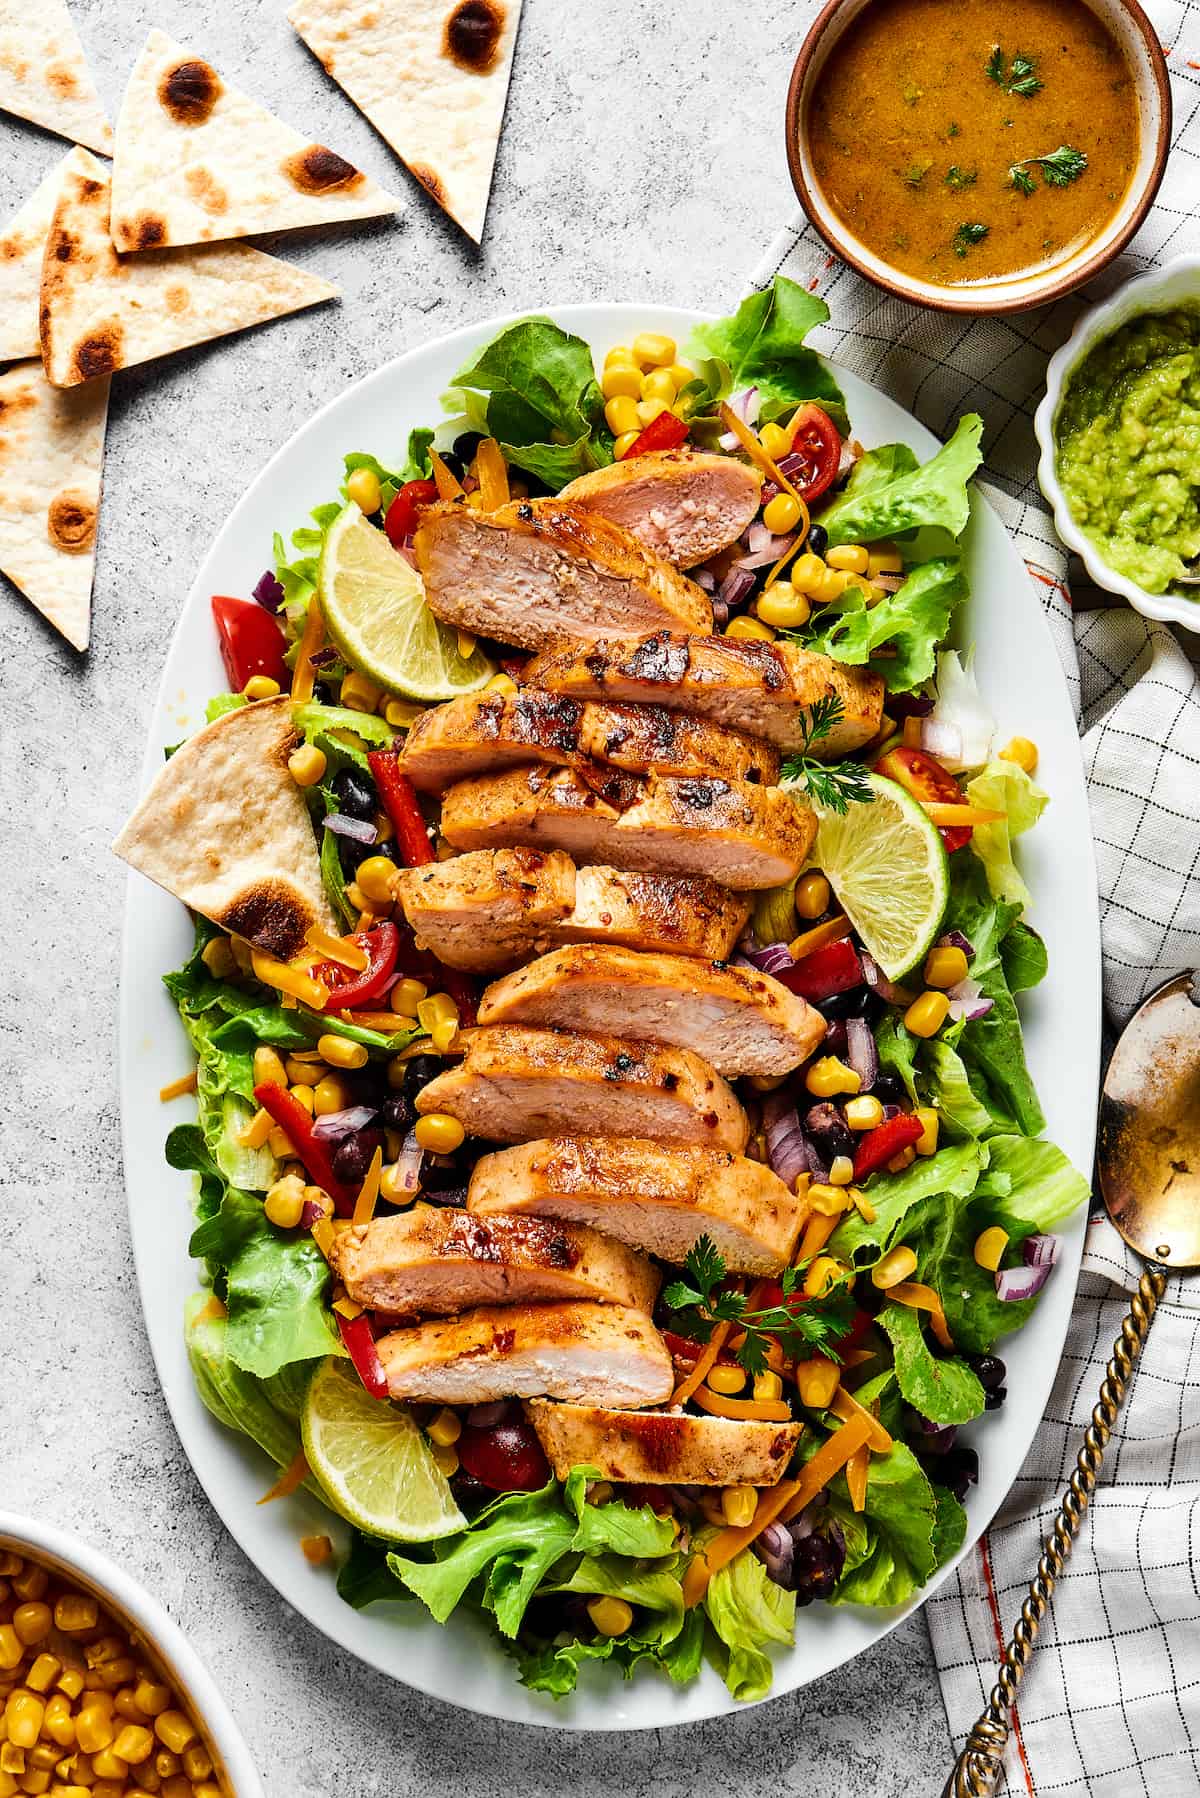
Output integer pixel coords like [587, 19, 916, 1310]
[985, 46, 1042, 97]
[953, 221, 990, 258]
[662, 1234, 856, 1378]
[1008, 145, 1088, 194]
[780, 694, 875, 816]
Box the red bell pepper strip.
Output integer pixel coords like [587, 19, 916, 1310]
[853, 1113, 925, 1182]
[624, 410, 689, 458]
[314, 923, 399, 1012]
[367, 752, 433, 866]
[211, 595, 289, 692]
[437, 968, 478, 1028]
[775, 937, 863, 1003]
[662, 1329, 739, 1369]
[337, 1311, 389, 1399]
[253, 1082, 357, 1216]
[384, 478, 438, 548]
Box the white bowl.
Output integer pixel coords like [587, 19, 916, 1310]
[0, 1511, 264, 1798]
[1034, 255, 1200, 633]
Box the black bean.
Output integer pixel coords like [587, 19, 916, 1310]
[331, 767, 378, 820]
[338, 835, 385, 877]
[807, 523, 829, 557]
[984, 1387, 1007, 1411]
[452, 432, 485, 465]
[819, 986, 883, 1023]
[871, 1071, 907, 1106]
[969, 1354, 1007, 1392]
[381, 1092, 416, 1132]
[438, 451, 466, 482]
[941, 1446, 979, 1503]
[791, 1528, 846, 1605]
[330, 1128, 384, 1184]
[804, 1101, 855, 1164]
[402, 1053, 444, 1100]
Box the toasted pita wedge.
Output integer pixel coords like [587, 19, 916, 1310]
[0, 360, 107, 650]
[113, 696, 337, 958]
[0, 0, 112, 153]
[109, 29, 398, 253]
[289, 0, 521, 243]
[40, 149, 339, 389]
[0, 153, 68, 361]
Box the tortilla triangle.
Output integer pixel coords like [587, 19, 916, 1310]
[110, 28, 398, 252]
[113, 696, 338, 958]
[0, 152, 71, 361]
[0, 0, 112, 153]
[288, 0, 522, 243]
[0, 358, 108, 651]
[41, 148, 339, 389]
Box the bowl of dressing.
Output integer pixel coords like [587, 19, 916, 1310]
[786, 0, 1170, 313]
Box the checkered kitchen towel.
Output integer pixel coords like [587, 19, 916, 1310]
[751, 2, 1200, 1789]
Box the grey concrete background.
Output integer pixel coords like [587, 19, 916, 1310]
[0, 1, 956, 1792]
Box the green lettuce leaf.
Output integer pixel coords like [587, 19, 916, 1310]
[830, 1443, 940, 1608]
[814, 413, 983, 546]
[686, 276, 847, 429]
[831, 1140, 988, 1267]
[450, 319, 611, 488]
[931, 1487, 969, 1568]
[186, 1184, 340, 1377]
[1002, 921, 1049, 993]
[877, 1302, 986, 1425]
[516, 1605, 703, 1698]
[921, 1038, 1005, 1140]
[800, 556, 967, 691]
[875, 1011, 920, 1104]
[940, 857, 1044, 1136]
[965, 760, 1049, 907]
[205, 692, 247, 723]
[701, 1531, 796, 1702]
[291, 699, 394, 769]
[165, 924, 275, 1193]
[975, 1134, 1091, 1235]
[185, 1294, 320, 1485]
[336, 1532, 420, 1610]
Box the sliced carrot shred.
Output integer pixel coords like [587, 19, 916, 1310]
[795, 1209, 840, 1267]
[430, 449, 466, 502]
[829, 1384, 893, 1452]
[290, 594, 325, 704]
[717, 402, 810, 520]
[889, 1280, 955, 1351]
[475, 438, 510, 510]
[846, 1442, 870, 1513]
[258, 1449, 309, 1505]
[778, 1411, 873, 1523]
[159, 1071, 198, 1102]
[691, 1388, 793, 1424]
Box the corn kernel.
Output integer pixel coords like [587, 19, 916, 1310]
[914, 1106, 939, 1157]
[346, 466, 382, 515]
[793, 871, 831, 921]
[636, 397, 670, 428]
[974, 1226, 1009, 1272]
[11, 1570, 46, 1603]
[340, 670, 382, 714]
[753, 1371, 783, 1403]
[706, 1364, 746, 1396]
[601, 363, 642, 401]
[632, 332, 676, 370]
[94, 1783, 128, 1798]
[54, 1674, 82, 1704]
[611, 430, 641, 461]
[825, 544, 869, 574]
[804, 1055, 860, 1098]
[872, 1245, 918, 1289]
[762, 493, 802, 536]
[312, 1074, 348, 1116]
[19, 1772, 49, 1795]
[0, 1559, 19, 1580]
[317, 1033, 368, 1070]
[251, 1046, 286, 1090]
[26, 1746, 56, 1772]
[114, 1689, 144, 1724]
[430, 1443, 459, 1478]
[866, 544, 903, 577]
[111, 1727, 152, 1767]
[999, 735, 1038, 774]
[11, 1608, 49, 1649]
[0, 1747, 22, 1777]
[806, 1184, 847, 1221]
[131, 1686, 167, 1727]
[724, 616, 776, 643]
[810, 567, 850, 605]
[804, 1255, 842, 1299]
[427, 1408, 461, 1448]
[88, 1750, 124, 1780]
[193, 1786, 224, 1798]
[758, 421, 792, 459]
[355, 855, 399, 905]
[199, 936, 236, 979]
[827, 1154, 854, 1186]
[23, 1659, 58, 1698]
[604, 344, 637, 369]
[264, 1177, 306, 1229]
[72, 1715, 111, 1759]
[665, 364, 694, 393]
[179, 1746, 210, 1783]
[412, 1112, 465, 1155]
[153, 1752, 180, 1778]
[888, 1146, 917, 1173]
[720, 1486, 758, 1528]
[384, 697, 425, 728]
[603, 395, 640, 437]
[51, 1599, 96, 1638]
[152, 1716, 194, 1757]
[924, 945, 969, 989]
[587, 1596, 634, 1637]
[844, 1095, 884, 1132]
[904, 991, 951, 1039]
[242, 674, 280, 701]
[755, 582, 810, 630]
[6, 1696, 44, 1751]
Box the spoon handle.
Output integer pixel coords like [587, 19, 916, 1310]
[940, 1264, 1168, 1798]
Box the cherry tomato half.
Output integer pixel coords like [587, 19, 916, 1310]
[782, 403, 842, 505]
[384, 478, 438, 547]
[457, 1418, 550, 1493]
[873, 745, 972, 851]
[211, 595, 289, 693]
[313, 923, 399, 1012]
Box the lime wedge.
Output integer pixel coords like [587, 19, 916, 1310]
[318, 502, 496, 702]
[300, 1356, 465, 1542]
[797, 772, 949, 980]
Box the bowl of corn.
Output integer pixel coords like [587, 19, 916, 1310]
[0, 1513, 262, 1798]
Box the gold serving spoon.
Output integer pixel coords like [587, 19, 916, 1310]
[942, 969, 1200, 1798]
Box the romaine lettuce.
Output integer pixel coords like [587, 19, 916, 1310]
[701, 1530, 796, 1702]
[814, 413, 984, 546]
[877, 1302, 985, 1425]
[801, 556, 967, 691]
[686, 276, 848, 429]
[965, 759, 1049, 907]
[829, 1443, 942, 1608]
[939, 857, 1044, 1136]
[450, 318, 610, 488]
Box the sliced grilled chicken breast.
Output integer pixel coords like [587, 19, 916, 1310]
[412, 499, 711, 649]
[377, 1301, 673, 1407]
[478, 945, 824, 1076]
[469, 1137, 804, 1273]
[398, 688, 778, 792]
[545, 866, 750, 962]
[394, 847, 575, 973]
[334, 1205, 660, 1318]
[526, 631, 885, 756]
[560, 450, 763, 567]
[439, 764, 814, 891]
[526, 1402, 802, 1487]
[416, 1025, 749, 1152]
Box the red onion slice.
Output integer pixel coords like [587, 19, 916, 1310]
[755, 1520, 795, 1589]
[937, 930, 975, 960]
[253, 569, 285, 613]
[995, 1261, 1053, 1302]
[945, 975, 994, 1022]
[736, 534, 795, 571]
[299, 1199, 326, 1229]
[717, 566, 757, 609]
[744, 941, 795, 975]
[763, 1092, 814, 1188]
[861, 952, 916, 1007]
[311, 1104, 378, 1141]
[692, 567, 717, 593]
[393, 1129, 424, 1193]
[1022, 1233, 1060, 1268]
[324, 813, 377, 845]
[729, 385, 760, 426]
[845, 1016, 879, 1091]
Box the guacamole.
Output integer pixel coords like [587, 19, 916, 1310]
[1055, 307, 1200, 596]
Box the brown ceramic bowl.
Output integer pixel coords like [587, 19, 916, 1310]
[785, 0, 1171, 313]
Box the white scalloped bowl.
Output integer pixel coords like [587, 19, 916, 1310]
[1034, 255, 1200, 634]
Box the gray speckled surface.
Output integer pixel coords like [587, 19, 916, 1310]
[0, 1, 953, 1790]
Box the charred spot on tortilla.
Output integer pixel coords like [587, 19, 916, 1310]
[283, 146, 365, 195]
[444, 0, 505, 73]
[183, 166, 229, 215]
[47, 225, 75, 265]
[125, 212, 167, 251]
[71, 326, 122, 382]
[46, 62, 78, 96]
[222, 882, 311, 960]
[159, 59, 223, 125]
[47, 491, 97, 554]
[410, 162, 448, 207]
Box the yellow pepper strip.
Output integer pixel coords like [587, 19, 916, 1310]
[789, 915, 853, 961]
[691, 1388, 793, 1424]
[846, 1442, 870, 1513]
[310, 1217, 335, 1262]
[430, 449, 465, 502]
[305, 925, 369, 971]
[353, 1145, 384, 1227]
[828, 1384, 893, 1453]
[889, 1280, 955, 1351]
[794, 1209, 840, 1268]
[250, 950, 328, 1010]
[158, 1071, 198, 1102]
[257, 1449, 309, 1505]
[290, 595, 325, 704]
[921, 802, 1005, 828]
[475, 438, 510, 510]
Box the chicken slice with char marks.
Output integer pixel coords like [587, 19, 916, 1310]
[333, 1204, 659, 1318]
[525, 631, 884, 756]
[468, 1136, 803, 1273]
[416, 1025, 749, 1152]
[543, 865, 750, 962]
[393, 847, 575, 973]
[412, 498, 711, 650]
[398, 686, 778, 792]
[376, 1301, 673, 1407]
[526, 1402, 803, 1487]
[477, 944, 824, 1076]
[559, 450, 763, 567]
[439, 762, 814, 892]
